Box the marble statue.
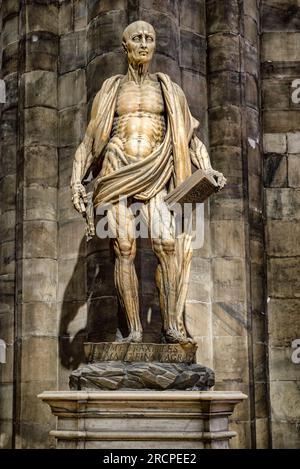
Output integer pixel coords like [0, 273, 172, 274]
[71, 20, 226, 347]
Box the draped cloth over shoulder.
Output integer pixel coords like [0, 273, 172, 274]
[91, 73, 200, 208]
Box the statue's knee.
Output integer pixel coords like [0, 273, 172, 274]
[161, 239, 175, 253]
[117, 239, 135, 258]
[152, 238, 175, 256]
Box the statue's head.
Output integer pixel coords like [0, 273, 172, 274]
[122, 21, 156, 67]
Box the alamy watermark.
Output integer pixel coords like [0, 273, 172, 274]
[291, 339, 300, 365]
[291, 79, 300, 104]
[94, 196, 205, 249]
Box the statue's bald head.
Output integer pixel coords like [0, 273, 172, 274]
[122, 21, 156, 44]
[122, 21, 156, 67]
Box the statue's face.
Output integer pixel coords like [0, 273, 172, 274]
[123, 21, 156, 67]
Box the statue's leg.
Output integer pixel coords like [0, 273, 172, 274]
[107, 202, 142, 343]
[149, 191, 194, 344]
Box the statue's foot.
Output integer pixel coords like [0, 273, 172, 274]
[117, 331, 143, 344]
[165, 329, 196, 345]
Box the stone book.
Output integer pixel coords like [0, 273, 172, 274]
[165, 169, 219, 208]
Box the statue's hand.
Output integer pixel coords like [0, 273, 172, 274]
[71, 182, 88, 215]
[207, 169, 227, 190]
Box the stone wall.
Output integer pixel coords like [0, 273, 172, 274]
[262, 0, 300, 449]
[0, 0, 300, 449]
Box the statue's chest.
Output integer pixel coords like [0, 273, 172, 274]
[116, 81, 165, 115]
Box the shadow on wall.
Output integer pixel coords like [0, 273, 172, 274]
[58, 233, 162, 370]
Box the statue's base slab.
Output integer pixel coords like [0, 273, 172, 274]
[84, 342, 197, 363]
[69, 361, 215, 391]
[39, 390, 247, 449]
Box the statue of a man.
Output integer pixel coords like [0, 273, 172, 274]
[71, 21, 226, 345]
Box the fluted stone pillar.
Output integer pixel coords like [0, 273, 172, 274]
[0, 0, 19, 449]
[13, 0, 59, 448]
[206, 0, 267, 448]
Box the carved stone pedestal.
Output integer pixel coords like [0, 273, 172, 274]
[38, 390, 247, 449]
[70, 342, 215, 391]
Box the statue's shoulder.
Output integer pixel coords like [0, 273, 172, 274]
[91, 75, 124, 118]
[100, 74, 124, 91]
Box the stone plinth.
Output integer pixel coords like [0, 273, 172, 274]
[84, 342, 197, 363]
[71, 342, 214, 391]
[70, 361, 215, 391]
[38, 390, 247, 449]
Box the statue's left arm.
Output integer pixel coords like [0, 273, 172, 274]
[190, 135, 226, 189]
[174, 81, 226, 189]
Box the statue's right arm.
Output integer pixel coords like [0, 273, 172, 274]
[70, 92, 101, 214]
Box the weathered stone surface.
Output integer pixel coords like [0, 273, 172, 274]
[264, 110, 300, 133]
[21, 71, 57, 108]
[0, 241, 15, 276]
[58, 257, 86, 302]
[23, 107, 58, 146]
[70, 361, 215, 391]
[263, 133, 287, 154]
[266, 220, 300, 256]
[2, 42, 19, 75]
[85, 342, 197, 364]
[0, 108, 18, 145]
[21, 33, 58, 73]
[209, 106, 241, 147]
[268, 299, 300, 347]
[58, 69, 86, 110]
[88, 0, 127, 21]
[206, 0, 239, 34]
[271, 421, 300, 449]
[0, 175, 16, 213]
[244, 16, 258, 49]
[2, 0, 20, 20]
[22, 146, 58, 187]
[262, 1, 300, 33]
[266, 188, 300, 220]
[0, 210, 16, 243]
[212, 302, 247, 337]
[287, 132, 300, 154]
[23, 185, 57, 221]
[59, 31, 86, 74]
[213, 336, 249, 382]
[59, 220, 86, 259]
[211, 220, 245, 258]
[3, 73, 18, 111]
[264, 155, 287, 187]
[59, 0, 73, 35]
[21, 220, 57, 260]
[262, 32, 300, 62]
[25, 3, 58, 35]
[268, 257, 300, 298]
[263, 80, 290, 110]
[185, 301, 211, 339]
[19, 258, 57, 304]
[288, 155, 300, 187]
[59, 105, 86, 147]
[179, 0, 205, 35]
[180, 30, 206, 74]
[187, 257, 211, 302]
[87, 11, 126, 63]
[212, 258, 246, 302]
[208, 34, 240, 73]
[270, 380, 300, 421]
[21, 302, 57, 338]
[209, 71, 240, 108]
[269, 347, 300, 381]
[2, 15, 19, 48]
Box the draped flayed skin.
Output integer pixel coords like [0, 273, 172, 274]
[82, 73, 203, 207]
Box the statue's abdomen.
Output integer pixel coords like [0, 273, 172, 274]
[112, 80, 166, 159]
